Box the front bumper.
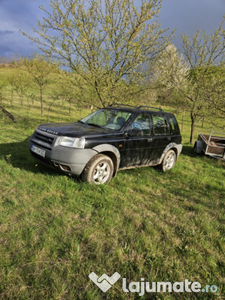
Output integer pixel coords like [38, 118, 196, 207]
[29, 132, 98, 175]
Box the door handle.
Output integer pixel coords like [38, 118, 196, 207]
[148, 138, 153, 142]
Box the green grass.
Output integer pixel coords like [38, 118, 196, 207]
[0, 67, 225, 299]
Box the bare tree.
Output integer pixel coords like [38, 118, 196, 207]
[152, 21, 225, 143]
[22, 0, 171, 107]
[20, 55, 58, 116]
[8, 72, 30, 106]
[180, 19, 225, 143]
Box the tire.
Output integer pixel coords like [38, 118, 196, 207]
[193, 140, 203, 154]
[194, 142, 197, 153]
[81, 154, 114, 184]
[161, 149, 177, 172]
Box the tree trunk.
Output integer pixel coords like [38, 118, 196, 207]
[182, 109, 185, 132]
[0, 92, 3, 105]
[11, 90, 13, 106]
[40, 87, 44, 116]
[190, 114, 195, 144]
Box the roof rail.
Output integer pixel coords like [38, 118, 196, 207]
[106, 103, 163, 112]
[106, 103, 136, 108]
[136, 106, 163, 112]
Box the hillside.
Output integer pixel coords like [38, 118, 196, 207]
[0, 66, 224, 299]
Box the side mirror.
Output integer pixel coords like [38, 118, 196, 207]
[126, 128, 142, 137]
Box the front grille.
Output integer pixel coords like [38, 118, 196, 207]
[35, 132, 54, 145]
[31, 130, 56, 150]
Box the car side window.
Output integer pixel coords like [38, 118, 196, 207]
[169, 116, 180, 134]
[131, 114, 151, 135]
[152, 115, 169, 135]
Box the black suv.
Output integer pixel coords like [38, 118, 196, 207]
[29, 104, 182, 184]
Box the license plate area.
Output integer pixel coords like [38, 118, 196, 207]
[31, 145, 46, 158]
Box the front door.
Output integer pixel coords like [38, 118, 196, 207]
[120, 113, 155, 167]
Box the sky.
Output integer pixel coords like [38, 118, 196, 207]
[0, 0, 224, 60]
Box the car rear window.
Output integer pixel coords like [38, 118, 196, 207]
[168, 116, 180, 134]
[152, 115, 169, 135]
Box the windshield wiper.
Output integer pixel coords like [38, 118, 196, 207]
[87, 123, 103, 128]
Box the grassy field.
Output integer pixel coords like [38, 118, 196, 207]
[0, 67, 225, 299]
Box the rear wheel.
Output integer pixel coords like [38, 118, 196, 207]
[81, 154, 114, 184]
[161, 149, 176, 172]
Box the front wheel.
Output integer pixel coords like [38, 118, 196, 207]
[81, 154, 114, 184]
[161, 149, 177, 172]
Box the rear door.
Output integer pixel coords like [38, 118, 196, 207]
[150, 114, 171, 161]
[167, 114, 182, 144]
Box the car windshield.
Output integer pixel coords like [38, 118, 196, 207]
[80, 109, 132, 130]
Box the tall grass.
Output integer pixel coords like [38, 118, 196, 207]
[0, 67, 224, 299]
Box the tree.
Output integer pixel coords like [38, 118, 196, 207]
[20, 55, 58, 116]
[8, 72, 30, 106]
[180, 19, 225, 143]
[149, 44, 189, 107]
[0, 81, 7, 106]
[22, 0, 171, 107]
[152, 44, 189, 90]
[202, 65, 225, 128]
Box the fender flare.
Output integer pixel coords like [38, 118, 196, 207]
[92, 144, 121, 176]
[159, 143, 182, 164]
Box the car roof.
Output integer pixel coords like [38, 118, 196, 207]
[104, 104, 174, 115]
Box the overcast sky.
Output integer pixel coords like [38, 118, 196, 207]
[0, 0, 224, 59]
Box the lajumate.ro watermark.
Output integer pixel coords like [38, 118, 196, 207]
[89, 272, 218, 296]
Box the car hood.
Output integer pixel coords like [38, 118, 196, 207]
[38, 122, 111, 137]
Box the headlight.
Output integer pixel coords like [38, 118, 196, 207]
[58, 137, 85, 148]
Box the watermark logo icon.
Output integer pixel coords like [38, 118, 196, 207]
[89, 272, 218, 295]
[89, 272, 121, 292]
